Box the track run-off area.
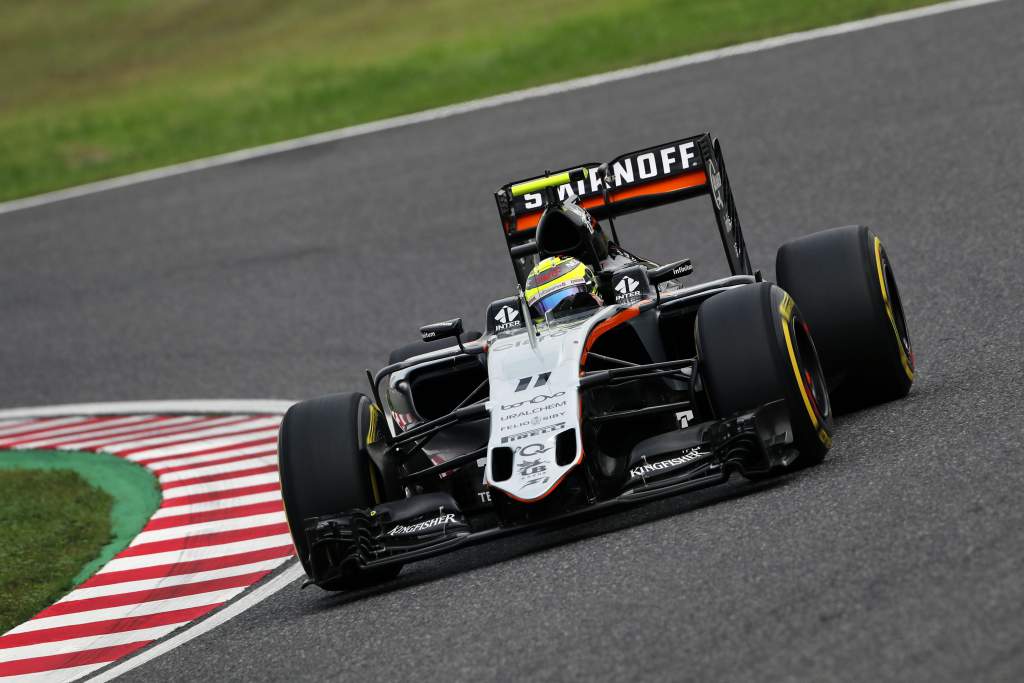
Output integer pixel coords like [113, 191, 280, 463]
[0, 409, 295, 682]
[1, 0, 1022, 680]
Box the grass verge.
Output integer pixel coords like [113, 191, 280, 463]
[1, 0, 942, 202]
[0, 451, 160, 634]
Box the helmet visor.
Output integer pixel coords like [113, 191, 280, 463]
[531, 284, 590, 317]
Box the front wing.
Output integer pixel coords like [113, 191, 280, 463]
[300, 400, 794, 588]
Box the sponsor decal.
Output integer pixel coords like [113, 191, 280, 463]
[669, 261, 693, 278]
[387, 513, 457, 536]
[708, 158, 724, 211]
[500, 419, 534, 432]
[491, 329, 569, 351]
[629, 447, 709, 479]
[517, 457, 550, 487]
[615, 276, 639, 295]
[515, 442, 551, 457]
[500, 391, 565, 411]
[515, 372, 551, 392]
[707, 157, 734, 234]
[500, 400, 567, 421]
[500, 421, 565, 444]
[494, 305, 521, 332]
[477, 490, 492, 503]
[519, 141, 698, 211]
[613, 274, 645, 303]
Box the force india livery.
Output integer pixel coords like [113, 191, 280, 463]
[278, 133, 915, 590]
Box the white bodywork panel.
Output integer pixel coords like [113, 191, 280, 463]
[484, 306, 621, 501]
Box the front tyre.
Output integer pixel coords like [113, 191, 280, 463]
[696, 283, 833, 471]
[277, 392, 400, 590]
[776, 226, 914, 412]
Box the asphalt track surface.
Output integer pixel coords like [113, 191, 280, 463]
[2, 1, 1023, 680]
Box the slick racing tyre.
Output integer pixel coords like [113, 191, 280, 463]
[696, 282, 833, 471]
[278, 392, 401, 590]
[776, 226, 914, 412]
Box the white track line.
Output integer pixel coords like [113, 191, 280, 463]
[0, 626, 182, 664]
[7, 663, 109, 683]
[59, 559, 287, 602]
[0, 401, 295, 418]
[0, 0, 1006, 219]
[87, 563, 305, 683]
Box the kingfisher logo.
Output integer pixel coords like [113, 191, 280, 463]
[493, 305, 522, 331]
[629, 447, 709, 479]
[387, 513, 457, 536]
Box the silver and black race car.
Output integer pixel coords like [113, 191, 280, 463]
[278, 132, 915, 590]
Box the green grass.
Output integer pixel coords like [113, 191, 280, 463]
[0, 450, 160, 635]
[0, 469, 112, 633]
[0, 0, 941, 202]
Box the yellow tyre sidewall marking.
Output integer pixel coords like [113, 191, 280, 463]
[779, 293, 832, 448]
[282, 400, 385, 562]
[874, 237, 915, 381]
[367, 404, 383, 505]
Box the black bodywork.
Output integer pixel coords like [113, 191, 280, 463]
[302, 133, 799, 588]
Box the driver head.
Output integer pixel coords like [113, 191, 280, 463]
[524, 255, 601, 321]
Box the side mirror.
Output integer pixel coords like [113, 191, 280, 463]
[420, 317, 464, 344]
[647, 259, 693, 286]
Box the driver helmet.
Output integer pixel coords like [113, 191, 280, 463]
[524, 256, 601, 320]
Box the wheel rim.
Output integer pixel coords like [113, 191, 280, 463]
[792, 317, 831, 422]
[882, 255, 914, 371]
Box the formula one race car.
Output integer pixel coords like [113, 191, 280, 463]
[279, 133, 915, 590]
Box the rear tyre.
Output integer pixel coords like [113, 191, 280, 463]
[278, 392, 401, 590]
[776, 226, 914, 412]
[696, 283, 833, 472]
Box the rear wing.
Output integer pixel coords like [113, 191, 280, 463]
[494, 132, 751, 283]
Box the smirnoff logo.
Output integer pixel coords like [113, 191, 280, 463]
[517, 141, 699, 211]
